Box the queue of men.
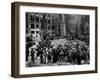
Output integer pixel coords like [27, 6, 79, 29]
[26, 40, 89, 66]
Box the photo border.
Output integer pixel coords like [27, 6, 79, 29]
[11, 2, 98, 78]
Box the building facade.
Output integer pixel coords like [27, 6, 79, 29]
[26, 12, 89, 44]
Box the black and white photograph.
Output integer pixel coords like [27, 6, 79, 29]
[25, 12, 90, 67]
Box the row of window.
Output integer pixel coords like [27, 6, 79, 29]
[30, 15, 51, 24]
[31, 30, 39, 34]
[31, 24, 40, 29]
[31, 15, 39, 22]
[31, 23, 52, 30]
